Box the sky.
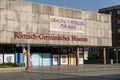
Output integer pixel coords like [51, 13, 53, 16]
[25, 0, 120, 12]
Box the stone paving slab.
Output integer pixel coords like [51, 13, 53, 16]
[0, 67, 25, 73]
[0, 64, 120, 80]
[27, 64, 120, 74]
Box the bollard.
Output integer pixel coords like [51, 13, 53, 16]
[111, 59, 113, 64]
[25, 67, 28, 70]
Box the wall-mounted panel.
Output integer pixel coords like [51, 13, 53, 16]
[60, 54, 68, 65]
[4, 54, 14, 63]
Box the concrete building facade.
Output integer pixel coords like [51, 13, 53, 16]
[0, 0, 112, 66]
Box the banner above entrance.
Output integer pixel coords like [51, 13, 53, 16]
[50, 16, 85, 33]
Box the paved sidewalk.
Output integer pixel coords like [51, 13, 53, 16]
[0, 64, 120, 80]
[27, 64, 120, 74]
[0, 67, 25, 73]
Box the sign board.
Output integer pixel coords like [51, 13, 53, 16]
[14, 32, 88, 42]
[4, 54, 14, 63]
[61, 55, 68, 65]
[50, 16, 85, 33]
[53, 55, 59, 65]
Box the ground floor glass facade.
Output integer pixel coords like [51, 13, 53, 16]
[0, 44, 119, 67]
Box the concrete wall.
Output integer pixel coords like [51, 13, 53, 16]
[0, 0, 112, 46]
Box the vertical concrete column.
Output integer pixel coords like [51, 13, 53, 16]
[103, 48, 106, 64]
[116, 49, 118, 64]
[27, 44, 30, 67]
[76, 47, 79, 66]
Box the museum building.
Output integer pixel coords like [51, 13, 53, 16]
[0, 0, 112, 67]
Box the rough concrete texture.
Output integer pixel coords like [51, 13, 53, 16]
[0, 0, 112, 46]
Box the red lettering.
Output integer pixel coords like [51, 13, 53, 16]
[14, 32, 21, 39]
[39, 34, 43, 40]
[14, 32, 87, 42]
[71, 35, 87, 42]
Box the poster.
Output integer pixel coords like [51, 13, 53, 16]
[50, 16, 85, 33]
[0, 54, 3, 64]
[61, 55, 68, 65]
[79, 55, 84, 64]
[4, 54, 14, 63]
[53, 55, 59, 65]
[62, 56, 66, 63]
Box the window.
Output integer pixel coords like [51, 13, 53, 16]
[109, 11, 112, 15]
[117, 39, 120, 44]
[117, 20, 120, 24]
[118, 29, 120, 33]
[117, 10, 120, 14]
[79, 48, 83, 54]
[4, 46, 15, 53]
[0, 46, 3, 53]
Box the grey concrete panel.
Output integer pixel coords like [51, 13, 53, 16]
[7, 10, 14, 20]
[38, 4, 51, 14]
[72, 10, 81, 19]
[13, 1, 32, 12]
[32, 13, 39, 23]
[58, 8, 65, 17]
[32, 3, 39, 13]
[26, 22, 33, 33]
[14, 21, 21, 32]
[0, 31, 7, 43]
[20, 11, 27, 22]
[6, 0, 14, 9]
[51, 6, 59, 16]
[43, 23, 50, 34]
[25, 2, 32, 12]
[97, 13, 101, 21]
[38, 23, 49, 34]
[13, 0, 23, 11]
[32, 23, 38, 33]
[81, 11, 90, 20]
[38, 14, 50, 24]
[0, 20, 7, 31]
[101, 14, 109, 22]
[7, 20, 14, 31]
[6, 31, 13, 43]
[26, 12, 32, 22]
[14, 10, 20, 21]
[20, 21, 27, 32]
[64, 8, 73, 18]
[0, 0, 7, 9]
[0, 9, 7, 20]
[0, 0, 112, 46]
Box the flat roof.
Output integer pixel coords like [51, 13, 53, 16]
[99, 5, 120, 12]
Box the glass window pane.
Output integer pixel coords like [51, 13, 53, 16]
[117, 10, 120, 14]
[117, 20, 120, 24]
[118, 29, 120, 33]
[109, 11, 112, 15]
